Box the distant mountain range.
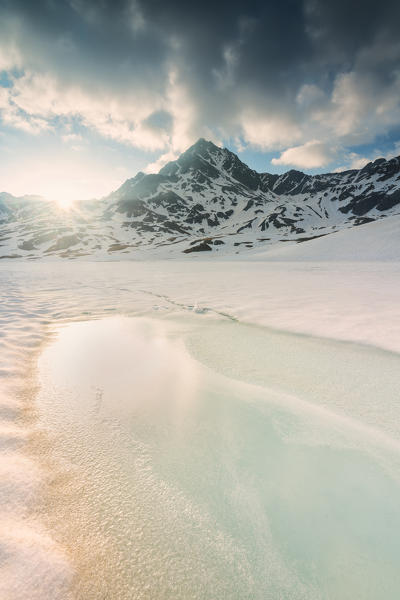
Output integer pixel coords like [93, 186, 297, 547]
[1, 138, 400, 259]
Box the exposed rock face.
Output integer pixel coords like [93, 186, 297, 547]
[1, 140, 400, 258]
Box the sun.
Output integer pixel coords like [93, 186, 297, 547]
[55, 197, 76, 211]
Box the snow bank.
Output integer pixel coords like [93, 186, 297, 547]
[245, 214, 400, 261]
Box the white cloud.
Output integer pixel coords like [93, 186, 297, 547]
[144, 150, 179, 174]
[0, 64, 221, 156]
[2, 70, 170, 151]
[334, 142, 400, 172]
[0, 44, 21, 72]
[212, 45, 238, 91]
[296, 84, 326, 108]
[271, 140, 337, 169]
[348, 153, 371, 170]
[240, 110, 301, 150]
[0, 87, 9, 110]
[61, 133, 83, 143]
[310, 66, 400, 146]
[165, 68, 200, 152]
[0, 88, 51, 135]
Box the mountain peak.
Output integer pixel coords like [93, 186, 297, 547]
[186, 138, 220, 156]
[192, 137, 217, 147]
[158, 138, 223, 178]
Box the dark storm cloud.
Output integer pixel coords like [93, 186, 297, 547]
[0, 0, 399, 160]
[140, 0, 312, 81]
[0, 0, 170, 92]
[305, 0, 400, 55]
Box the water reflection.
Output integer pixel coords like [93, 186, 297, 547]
[45, 317, 198, 428]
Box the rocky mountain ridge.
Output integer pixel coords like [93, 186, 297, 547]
[1, 138, 400, 259]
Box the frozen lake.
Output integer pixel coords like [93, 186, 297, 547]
[0, 261, 400, 598]
[38, 315, 400, 599]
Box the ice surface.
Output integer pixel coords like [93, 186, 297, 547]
[0, 260, 399, 598]
[1, 260, 400, 352]
[35, 316, 400, 599]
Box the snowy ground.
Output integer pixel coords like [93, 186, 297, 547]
[243, 213, 400, 262]
[0, 257, 399, 598]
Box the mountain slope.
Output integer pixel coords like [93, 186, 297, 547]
[245, 214, 400, 262]
[1, 139, 400, 259]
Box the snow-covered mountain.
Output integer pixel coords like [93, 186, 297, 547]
[1, 138, 400, 259]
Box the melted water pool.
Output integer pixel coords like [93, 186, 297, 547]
[36, 316, 400, 599]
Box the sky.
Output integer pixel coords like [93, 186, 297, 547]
[0, 0, 400, 202]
